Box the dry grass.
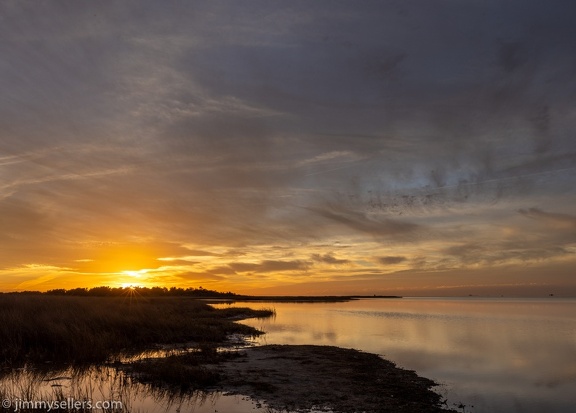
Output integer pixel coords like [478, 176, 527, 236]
[0, 295, 271, 366]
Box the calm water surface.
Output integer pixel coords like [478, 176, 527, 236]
[231, 297, 576, 413]
[2, 298, 574, 413]
[0, 365, 265, 413]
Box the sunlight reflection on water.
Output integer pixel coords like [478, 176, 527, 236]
[0, 365, 268, 413]
[225, 297, 576, 413]
[3, 298, 575, 413]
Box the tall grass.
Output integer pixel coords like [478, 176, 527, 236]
[0, 363, 221, 413]
[0, 295, 271, 366]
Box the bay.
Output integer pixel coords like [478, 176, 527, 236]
[229, 297, 576, 413]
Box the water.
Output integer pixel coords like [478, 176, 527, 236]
[3, 297, 574, 412]
[228, 297, 576, 413]
[0, 365, 265, 413]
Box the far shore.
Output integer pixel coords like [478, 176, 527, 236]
[2, 286, 402, 303]
[203, 294, 403, 303]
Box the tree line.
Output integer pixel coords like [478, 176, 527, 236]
[5, 286, 239, 297]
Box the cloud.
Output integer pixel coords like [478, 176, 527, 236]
[306, 205, 421, 238]
[1, 1, 576, 292]
[443, 241, 571, 267]
[518, 208, 576, 230]
[175, 271, 225, 281]
[208, 266, 237, 275]
[0, 198, 50, 239]
[228, 260, 311, 274]
[379, 256, 407, 265]
[156, 259, 200, 266]
[443, 244, 486, 258]
[311, 253, 349, 265]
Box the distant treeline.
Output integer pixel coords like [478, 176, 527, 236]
[5, 286, 239, 298]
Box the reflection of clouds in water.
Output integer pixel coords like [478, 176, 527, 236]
[239, 299, 576, 413]
[534, 364, 576, 389]
[334, 309, 469, 321]
[312, 330, 337, 341]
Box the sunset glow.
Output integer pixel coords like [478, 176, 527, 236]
[1, 2, 575, 296]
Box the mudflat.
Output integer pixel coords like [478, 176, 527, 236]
[214, 344, 456, 413]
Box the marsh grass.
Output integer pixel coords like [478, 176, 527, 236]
[0, 295, 272, 366]
[127, 349, 239, 392]
[0, 365, 128, 413]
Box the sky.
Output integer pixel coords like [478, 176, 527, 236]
[1, 1, 576, 296]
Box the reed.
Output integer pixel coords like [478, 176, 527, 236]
[0, 295, 271, 366]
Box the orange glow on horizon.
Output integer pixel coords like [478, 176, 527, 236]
[2, 237, 576, 296]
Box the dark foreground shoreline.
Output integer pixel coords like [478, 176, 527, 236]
[132, 344, 456, 413]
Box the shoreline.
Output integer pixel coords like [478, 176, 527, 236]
[203, 295, 403, 303]
[0, 294, 455, 413]
[216, 345, 456, 413]
[131, 344, 456, 413]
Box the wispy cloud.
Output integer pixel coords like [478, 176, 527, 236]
[0, 1, 575, 293]
[518, 208, 576, 230]
[311, 253, 350, 265]
[227, 260, 311, 274]
[379, 256, 407, 265]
